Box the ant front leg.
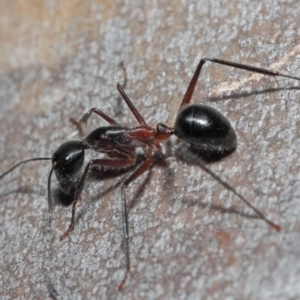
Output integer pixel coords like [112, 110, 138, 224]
[70, 108, 120, 137]
[60, 157, 135, 241]
[180, 57, 300, 109]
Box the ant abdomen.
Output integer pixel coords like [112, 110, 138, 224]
[174, 105, 237, 160]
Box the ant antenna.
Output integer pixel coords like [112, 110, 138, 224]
[0, 157, 51, 180]
[0, 157, 53, 221]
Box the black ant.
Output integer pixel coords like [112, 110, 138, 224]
[1, 57, 300, 293]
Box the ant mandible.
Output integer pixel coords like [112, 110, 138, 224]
[1, 57, 300, 291]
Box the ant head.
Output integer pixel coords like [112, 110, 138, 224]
[52, 141, 85, 193]
[52, 140, 85, 175]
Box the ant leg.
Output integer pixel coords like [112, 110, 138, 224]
[71, 62, 128, 135]
[180, 57, 300, 109]
[116, 61, 127, 88]
[116, 83, 147, 125]
[177, 146, 281, 231]
[60, 157, 135, 241]
[69, 117, 86, 137]
[199, 160, 281, 231]
[203, 58, 300, 81]
[70, 108, 121, 137]
[118, 152, 153, 291]
[179, 59, 207, 109]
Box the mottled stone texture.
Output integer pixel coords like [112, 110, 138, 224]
[1, 1, 300, 299]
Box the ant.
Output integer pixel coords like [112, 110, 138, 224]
[1, 57, 300, 293]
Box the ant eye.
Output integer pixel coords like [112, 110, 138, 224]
[63, 149, 82, 165]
